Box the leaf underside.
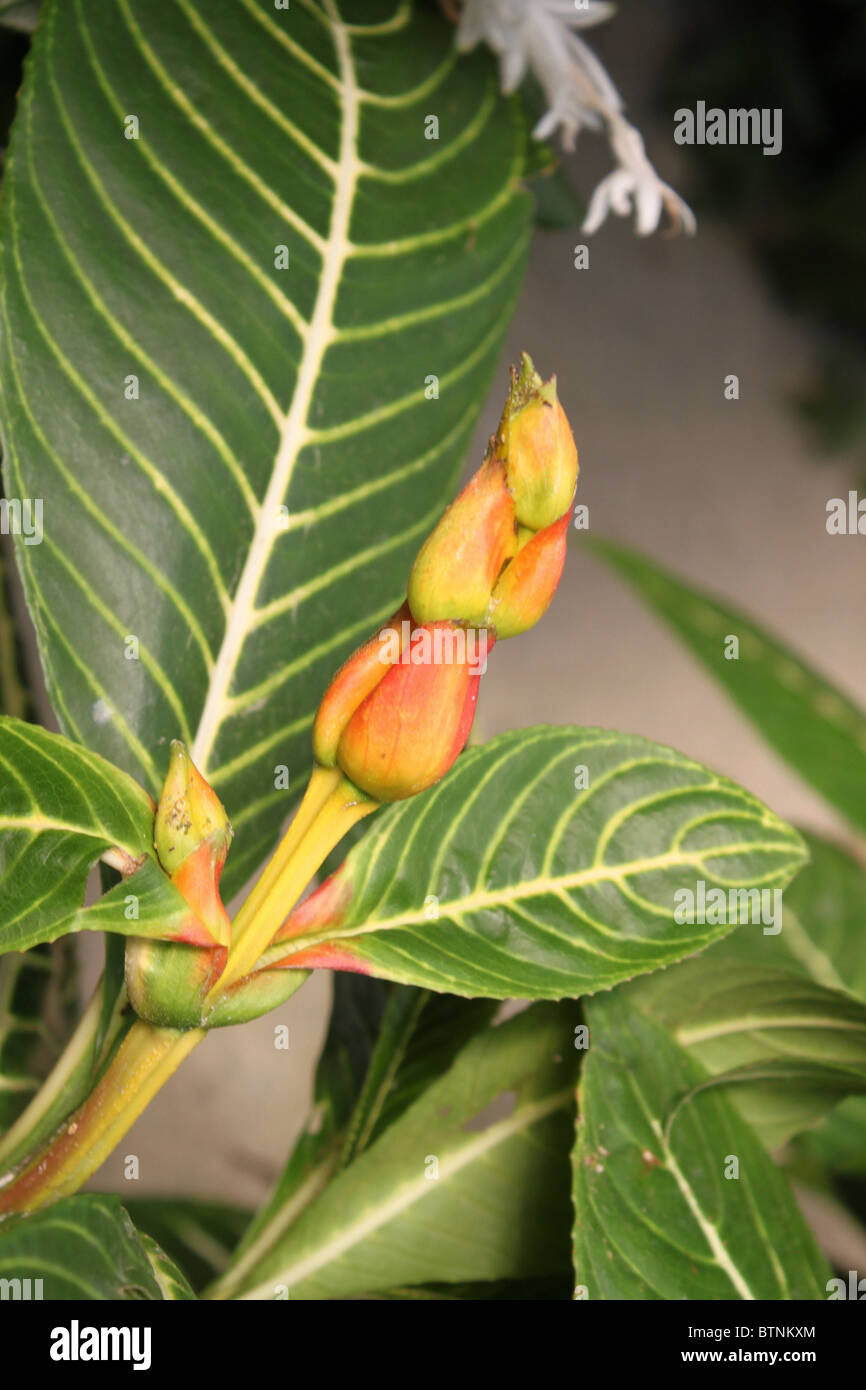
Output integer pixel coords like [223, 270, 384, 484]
[231, 1002, 578, 1300]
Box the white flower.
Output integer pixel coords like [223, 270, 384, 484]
[455, 0, 695, 237]
[582, 114, 697, 237]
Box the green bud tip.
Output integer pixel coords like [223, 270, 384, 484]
[154, 740, 232, 876]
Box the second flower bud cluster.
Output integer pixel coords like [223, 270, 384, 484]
[313, 353, 579, 802]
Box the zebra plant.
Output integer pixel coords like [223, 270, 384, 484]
[0, 0, 863, 1304]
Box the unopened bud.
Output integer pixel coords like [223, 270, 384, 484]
[126, 937, 224, 1029]
[500, 353, 578, 532]
[316, 621, 487, 802]
[310, 353, 579, 802]
[154, 741, 232, 875]
[151, 742, 232, 948]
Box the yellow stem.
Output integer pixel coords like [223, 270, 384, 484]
[0, 986, 105, 1168]
[210, 769, 376, 1002]
[228, 764, 342, 946]
[0, 1021, 203, 1217]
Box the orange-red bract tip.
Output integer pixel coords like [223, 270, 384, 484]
[151, 741, 233, 949]
[313, 603, 412, 768]
[486, 511, 570, 639]
[170, 838, 232, 948]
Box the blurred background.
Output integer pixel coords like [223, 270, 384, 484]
[2, 0, 865, 1215]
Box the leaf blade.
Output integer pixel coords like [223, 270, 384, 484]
[593, 539, 866, 837]
[0, 1193, 193, 1299]
[212, 975, 495, 1297]
[625, 955, 866, 1149]
[573, 993, 829, 1300]
[271, 725, 808, 999]
[229, 1002, 578, 1301]
[0, 716, 203, 954]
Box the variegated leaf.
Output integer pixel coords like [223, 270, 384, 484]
[268, 726, 808, 999]
[0, 0, 535, 897]
[0, 716, 196, 954]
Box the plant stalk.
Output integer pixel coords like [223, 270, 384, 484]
[0, 1020, 203, 1216]
[0, 976, 128, 1170]
[208, 766, 376, 1002]
[0, 766, 374, 1215]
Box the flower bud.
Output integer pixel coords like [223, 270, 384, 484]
[407, 456, 515, 625]
[126, 936, 304, 1029]
[154, 741, 232, 875]
[500, 353, 578, 532]
[319, 620, 488, 802]
[204, 965, 307, 1029]
[310, 353, 577, 804]
[152, 742, 232, 948]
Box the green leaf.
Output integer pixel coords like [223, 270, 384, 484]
[706, 831, 866, 998]
[270, 725, 807, 999]
[219, 976, 396, 1293]
[624, 955, 866, 1150]
[0, 1193, 193, 1298]
[0, 542, 34, 721]
[703, 832, 866, 1171]
[573, 992, 829, 1299]
[0, 716, 197, 954]
[784, 832, 866, 1000]
[221, 1002, 578, 1301]
[356, 1275, 572, 1299]
[0, 0, 534, 899]
[125, 1198, 249, 1293]
[593, 539, 866, 837]
[0, 939, 76, 1133]
[213, 976, 393, 1296]
[212, 975, 495, 1297]
[138, 1231, 196, 1299]
[798, 1096, 866, 1176]
[337, 985, 498, 1167]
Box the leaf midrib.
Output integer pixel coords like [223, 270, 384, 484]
[191, 0, 360, 779]
[275, 839, 805, 955]
[238, 1084, 573, 1298]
